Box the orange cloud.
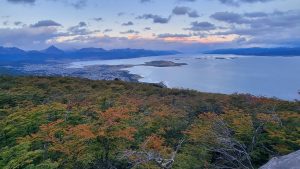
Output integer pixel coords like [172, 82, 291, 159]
[162, 35, 238, 44]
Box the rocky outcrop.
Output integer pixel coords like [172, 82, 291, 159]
[260, 150, 300, 169]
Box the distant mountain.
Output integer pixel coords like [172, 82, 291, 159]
[0, 46, 26, 55]
[0, 47, 28, 63]
[205, 47, 300, 56]
[0, 46, 180, 64]
[42, 45, 65, 55]
[78, 47, 106, 53]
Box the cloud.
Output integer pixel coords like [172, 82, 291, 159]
[244, 12, 268, 18]
[212, 10, 300, 46]
[157, 33, 192, 38]
[7, 0, 88, 8]
[103, 29, 112, 33]
[0, 20, 238, 52]
[178, 0, 274, 6]
[122, 21, 134, 26]
[172, 6, 200, 18]
[188, 11, 201, 18]
[14, 21, 23, 26]
[94, 17, 102, 22]
[137, 14, 170, 24]
[0, 26, 61, 49]
[186, 21, 216, 31]
[8, 0, 88, 9]
[140, 0, 152, 3]
[178, 0, 196, 2]
[120, 29, 139, 34]
[211, 10, 300, 28]
[172, 6, 190, 15]
[30, 20, 62, 28]
[67, 22, 91, 35]
[78, 21, 87, 27]
[49, 0, 88, 9]
[7, 0, 35, 4]
[49, 34, 235, 53]
[3, 21, 9, 26]
[2, 0, 298, 50]
[144, 27, 152, 30]
[70, 0, 87, 9]
[117, 12, 125, 16]
[218, 0, 273, 6]
[211, 12, 249, 24]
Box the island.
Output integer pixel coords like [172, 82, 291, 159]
[142, 60, 187, 67]
[196, 56, 238, 60]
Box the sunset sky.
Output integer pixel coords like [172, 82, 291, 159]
[0, 0, 299, 52]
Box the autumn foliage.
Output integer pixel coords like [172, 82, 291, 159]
[0, 76, 299, 169]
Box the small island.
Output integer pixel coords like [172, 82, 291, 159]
[196, 56, 238, 60]
[142, 60, 187, 67]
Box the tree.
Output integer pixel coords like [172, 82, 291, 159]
[92, 106, 138, 168]
[122, 134, 184, 169]
[187, 112, 254, 169]
[31, 120, 96, 168]
[0, 141, 59, 169]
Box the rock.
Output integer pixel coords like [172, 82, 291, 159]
[148, 81, 168, 88]
[259, 150, 300, 169]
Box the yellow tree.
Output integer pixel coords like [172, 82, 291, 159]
[31, 119, 96, 168]
[93, 106, 138, 168]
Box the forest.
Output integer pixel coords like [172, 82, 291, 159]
[0, 76, 299, 169]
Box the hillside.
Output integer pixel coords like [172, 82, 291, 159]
[0, 76, 299, 169]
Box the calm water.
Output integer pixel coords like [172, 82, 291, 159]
[69, 54, 300, 100]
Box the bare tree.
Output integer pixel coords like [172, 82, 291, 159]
[207, 119, 254, 169]
[121, 139, 184, 169]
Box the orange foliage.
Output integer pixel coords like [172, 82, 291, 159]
[32, 119, 64, 143]
[101, 107, 131, 126]
[68, 124, 96, 140]
[117, 96, 143, 112]
[144, 134, 166, 152]
[32, 120, 95, 157]
[112, 127, 137, 141]
[96, 107, 137, 142]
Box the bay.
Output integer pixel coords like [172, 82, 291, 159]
[69, 54, 300, 100]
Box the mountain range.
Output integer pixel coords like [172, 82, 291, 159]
[0, 46, 180, 64]
[2, 46, 300, 65]
[205, 47, 300, 56]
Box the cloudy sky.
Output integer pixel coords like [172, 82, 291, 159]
[0, 0, 299, 52]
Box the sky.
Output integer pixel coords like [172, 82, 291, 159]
[0, 0, 300, 52]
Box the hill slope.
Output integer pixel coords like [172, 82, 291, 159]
[0, 76, 299, 169]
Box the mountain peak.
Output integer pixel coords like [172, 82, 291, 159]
[42, 45, 64, 54]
